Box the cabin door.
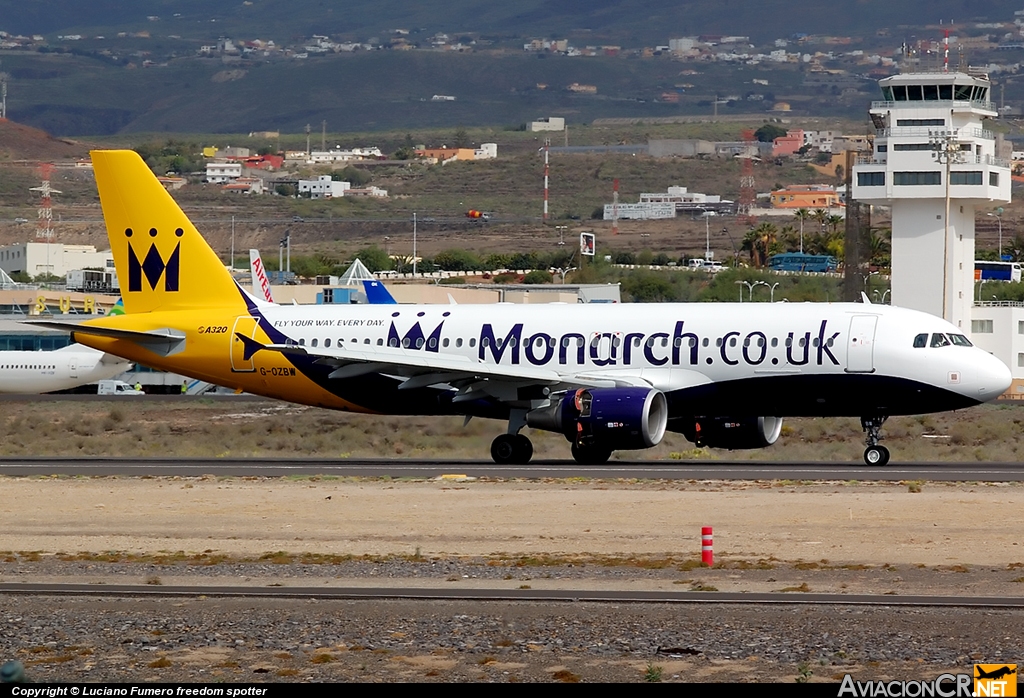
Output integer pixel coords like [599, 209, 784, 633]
[846, 315, 877, 373]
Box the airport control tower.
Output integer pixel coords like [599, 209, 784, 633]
[851, 70, 1011, 330]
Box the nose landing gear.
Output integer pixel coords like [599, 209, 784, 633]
[861, 416, 890, 466]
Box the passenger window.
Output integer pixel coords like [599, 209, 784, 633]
[469, 338, 476, 347]
[913, 333, 928, 348]
[729, 337, 737, 347]
[443, 338, 450, 348]
[456, 338, 463, 348]
[364, 338, 370, 344]
[325, 339, 331, 348]
[376, 338, 383, 346]
[930, 333, 950, 348]
[311, 338, 318, 348]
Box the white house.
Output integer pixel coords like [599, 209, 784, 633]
[297, 175, 350, 198]
[206, 161, 243, 184]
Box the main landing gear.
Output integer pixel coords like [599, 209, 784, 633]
[490, 433, 533, 464]
[570, 442, 612, 465]
[490, 409, 534, 464]
[861, 416, 890, 466]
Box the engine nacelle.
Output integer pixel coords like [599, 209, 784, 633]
[527, 387, 668, 451]
[676, 416, 783, 450]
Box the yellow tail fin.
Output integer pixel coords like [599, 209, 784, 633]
[91, 150, 241, 314]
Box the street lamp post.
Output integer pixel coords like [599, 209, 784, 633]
[863, 270, 879, 296]
[766, 281, 780, 302]
[702, 210, 711, 260]
[931, 130, 965, 321]
[555, 225, 567, 247]
[735, 280, 756, 301]
[987, 207, 1004, 260]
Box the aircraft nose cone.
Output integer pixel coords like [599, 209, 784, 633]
[972, 351, 1012, 402]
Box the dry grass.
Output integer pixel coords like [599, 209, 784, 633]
[1, 399, 1021, 462]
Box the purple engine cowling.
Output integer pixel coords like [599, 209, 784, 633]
[527, 387, 668, 451]
[676, 416, 783, 449]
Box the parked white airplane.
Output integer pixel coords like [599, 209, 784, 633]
[35, 151, 1014, 465]
[0, 344, 133, 394]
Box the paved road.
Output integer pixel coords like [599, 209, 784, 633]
[1, 456, 1023, 481]
[3, 582, 1024, 607]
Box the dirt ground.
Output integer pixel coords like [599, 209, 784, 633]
[2, 477, 1023, 580]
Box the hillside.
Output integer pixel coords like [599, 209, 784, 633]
[1, 0, 1019, 45]
[0, 119, 90, 161]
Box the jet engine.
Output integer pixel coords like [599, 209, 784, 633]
[675, 416, 783, 450]
[527, 387, 668, 451]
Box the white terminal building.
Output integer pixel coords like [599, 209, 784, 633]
[0, 242, 115, 279]
[851, 70, 1024, 395]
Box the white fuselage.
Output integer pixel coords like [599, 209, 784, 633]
[252, 299, 1011, 416]
[0, 345, 132, 394]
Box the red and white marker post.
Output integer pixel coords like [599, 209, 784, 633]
[701, 526, 714, 566]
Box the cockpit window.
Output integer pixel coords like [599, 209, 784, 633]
[930, 333, 951, 348]
[948, 334, 973, 347]
[913, 333, 928, 348]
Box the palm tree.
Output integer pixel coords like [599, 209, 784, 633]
[827, 214, 844, 236]
[793, 208, 811, 253]
[742, 222, 778, 268]
[868, 228, 891, 270]
[812, 208, 829, 234]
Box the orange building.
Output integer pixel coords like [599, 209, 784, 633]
[769, 185, 841, 209]
[414, 148, 476, 163]
[772, 129, 805, 157]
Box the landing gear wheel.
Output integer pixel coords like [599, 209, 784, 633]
[860, 415, 890, 466]
[571, 442, 612, 465]
[514, 434, 533, 464]
[491, 434, 534, 464]
[864, 445, 890, 466]
[491, 434, 517, 464]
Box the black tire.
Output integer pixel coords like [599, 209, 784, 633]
[514, 434, 534, 464]
[571, 442, 612, 465]
[864, 445, 890, 466]
[491, 434, 518, 464]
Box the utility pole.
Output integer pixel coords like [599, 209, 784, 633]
[412, 212, 418, 277]
[305, 123, 311, 157]
[321, 120, 326, 152]
[543, 140, 550, 221]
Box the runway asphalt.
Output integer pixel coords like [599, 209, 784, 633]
[1, 456, 1023, 480]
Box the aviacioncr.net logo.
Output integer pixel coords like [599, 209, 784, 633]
[838, 673, 974, 697]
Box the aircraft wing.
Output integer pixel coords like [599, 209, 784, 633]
[235, 333, 651, 404]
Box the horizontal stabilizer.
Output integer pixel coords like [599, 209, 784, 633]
[27, 321, 186, 357]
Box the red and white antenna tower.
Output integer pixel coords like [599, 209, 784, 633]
[943, 23, 950, 73]
[738, 129, 756, 227]
[612, 178, 619, 235]
[30, 163, 61, 241]
[543, 139, 550, 221]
